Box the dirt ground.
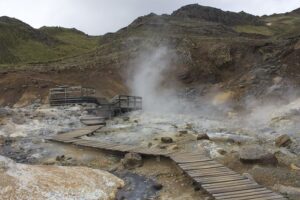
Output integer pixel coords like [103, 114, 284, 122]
[0, 69, 127, 106]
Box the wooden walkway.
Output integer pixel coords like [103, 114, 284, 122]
[51, 125, 103, 143]
[50, 128, 286, 200]
[169, 152, 286, 200]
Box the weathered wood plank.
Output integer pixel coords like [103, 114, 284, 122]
[202, 180, 254, 188]
[213, 188, 269, 197]
[181, 164, 224, 170]
[208, 184, 263, 194]
[176, 159, 214, 163]
[188, 171, 238, 177]
[216, 190, 278, 199]
[219, 193, 286, 200]
[196, 176, 246, 184]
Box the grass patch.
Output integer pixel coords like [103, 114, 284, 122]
[234, 25, 274, 36]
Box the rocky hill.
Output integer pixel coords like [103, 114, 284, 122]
[171, 4, 264, 26]
[0, 4, 300, 106]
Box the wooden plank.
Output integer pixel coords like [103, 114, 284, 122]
[179, 163, 222, 169]
[185, 167, 229, 173]
[186, 169, 235, 175]
[187, 170, 233, 176]
[208, 184, 263, 194]
[202, 180, 254, 188]
[197, 174, 245, 181]
[170, 152, 206, 157]
[250, 197, 286, 200]
[188, 171, 238, 177]
[216, 190, 278, 199]
[179, 160, 218, 166]
[175, 159, 213, 163]
[180, 164, 224, 170]
[219, 193, 285, 200]
[196, 177, 246, 184]
[213, 188, 269, 197]
[171, 154, 207, 158]
[205, 183, 259, 191]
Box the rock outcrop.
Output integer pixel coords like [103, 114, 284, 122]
[0, 155, 124, 200]
[239, 145, 277, 165]
[171, 4, 264, 26]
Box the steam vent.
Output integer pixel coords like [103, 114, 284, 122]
[0, 2, 300, 200]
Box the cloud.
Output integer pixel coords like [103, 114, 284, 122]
[0, 0, 299, 35]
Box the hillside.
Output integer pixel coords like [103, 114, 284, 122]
[171, 4, 264, 26]
[0, 4, 300, 106]
[0, 16, 99, 65]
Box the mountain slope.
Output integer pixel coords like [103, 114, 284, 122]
[0, 16, 99, 65]
[0, 4, 300, 106]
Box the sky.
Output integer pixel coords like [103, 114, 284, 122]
[1, 0, 300, 35]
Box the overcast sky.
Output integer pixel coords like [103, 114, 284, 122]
[1, 0, 300, 35]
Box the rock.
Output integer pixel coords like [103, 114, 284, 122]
[194, 185, 201, 191]
[152, 183, 163, 190]
[0, 108, 10, 117]
[56, 155, 65, 161]
[121, 153, 143, 169]
[12, 115, 26, 125]
[168, 144, 179, 150]
[274, 149, 300, 167]
[217, 149, 227, 155]
[0, 155, 124, 200]
[161, 137, 173, 143]
[42, 158, 56, 165]
[40, 84, 48, 89]
[239, 145, 277, 165]
[242, 173, 255, 181]
[275, 134, 292, 147]
[178, 130, 188, 136]
[197, 133, 210, 140]
[273, 184, 300, 199]
[290, 163, 300, 170]
[185, 123, 193, 130]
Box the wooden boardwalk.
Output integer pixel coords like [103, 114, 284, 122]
[51, 128, 286, 200]
[51, 125, 103, 143]
[169, 152, 286, 200]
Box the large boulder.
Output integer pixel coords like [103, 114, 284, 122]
[121, 152, 143, 169]
[239, 145, 277, 165]
[0, 155, 124, 200]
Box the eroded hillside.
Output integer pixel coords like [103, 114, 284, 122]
[0, 4, 300, 107]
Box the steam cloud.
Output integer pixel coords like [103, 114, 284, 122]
[127, 45, 300, 139]
[129, 46, 179, 112]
